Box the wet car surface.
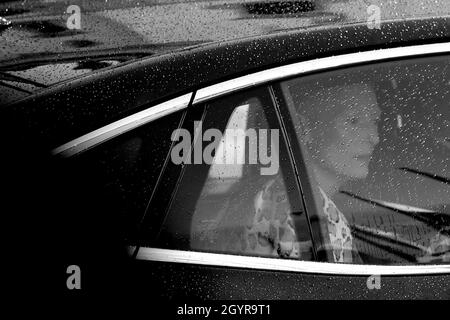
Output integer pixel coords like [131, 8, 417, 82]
[2, 1, 450, 301]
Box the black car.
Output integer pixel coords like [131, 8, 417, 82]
[2, 5, 450, 300]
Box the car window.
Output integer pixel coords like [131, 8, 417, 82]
[279, 55, 450, 265]
[155, 87, 314, 260]
[64, 110, 184, 245]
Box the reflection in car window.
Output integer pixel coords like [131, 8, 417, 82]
[280, 55, 450, 265]
[157, 88, 314, 260]
[67, 110, 183, 245]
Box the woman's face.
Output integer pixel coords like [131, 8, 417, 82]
[311, 84, 381, 180]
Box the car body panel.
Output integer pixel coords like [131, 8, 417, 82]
[2, 15, 449, 300]
[133, 260, 450, 299]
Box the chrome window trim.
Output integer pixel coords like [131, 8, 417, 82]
[52, 93, 193, 157]
[136, 247, 450, 276]
[194, 42, 450, 104]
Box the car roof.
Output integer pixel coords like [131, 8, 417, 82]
[3, 16, 450, 150]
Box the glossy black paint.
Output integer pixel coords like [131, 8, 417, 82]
[133, 261, 450, 300]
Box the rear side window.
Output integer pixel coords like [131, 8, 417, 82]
[65, 110, 184, 245]
[155, 87, 315, 260]
[279, 55, 450, 265]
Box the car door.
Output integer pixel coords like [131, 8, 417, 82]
[128, 43, 450, 299]
[48, 94, 191, 293]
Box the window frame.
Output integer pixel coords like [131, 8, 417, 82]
[151, 85, 317, 259]
[52, 42, 450, 275]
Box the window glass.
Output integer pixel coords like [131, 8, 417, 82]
[157, 87, 314, 260]
[280, 55, 450, 265]
[66, 110, 184, 245]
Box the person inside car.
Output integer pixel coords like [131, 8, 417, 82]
[208, 80, 381, 262]
[250, 81, 380, 262]
[245, 78, 450, 264]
